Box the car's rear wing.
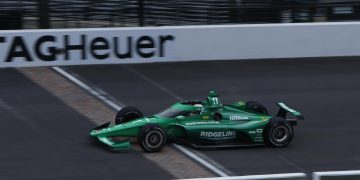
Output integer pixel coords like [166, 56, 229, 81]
[277, 102, 304, 121]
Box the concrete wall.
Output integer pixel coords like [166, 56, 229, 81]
[0, 22, 360, 67]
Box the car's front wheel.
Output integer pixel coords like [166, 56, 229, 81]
[138, 125, 167, 152]
[115, 106, 143, 125]
[264, 117, 293, 147]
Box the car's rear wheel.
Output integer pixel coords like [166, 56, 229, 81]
[138, 125, 167, 152]
[115, 106, 143, 125]
[246, 101, 268, 115]
[264, 117, 293, 147]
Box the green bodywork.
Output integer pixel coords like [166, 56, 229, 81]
[90, 91, 303, 150]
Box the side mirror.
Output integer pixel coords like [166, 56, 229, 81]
[175, 115, 185, 120]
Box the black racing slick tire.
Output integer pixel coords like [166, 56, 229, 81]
[115, 106, 143, 125]
[264, 117, 293, 147]
[138, 125, 167, 153]
[246, 101, 269, 115]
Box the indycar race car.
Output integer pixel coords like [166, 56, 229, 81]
[90, 91, 303, 152]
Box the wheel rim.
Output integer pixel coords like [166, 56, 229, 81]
[271, 125, 290, 144]
[144, 130, 164, 149]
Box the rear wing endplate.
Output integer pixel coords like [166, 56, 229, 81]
[277, 102, 304, 120]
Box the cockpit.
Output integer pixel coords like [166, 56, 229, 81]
[156, 101, 204, 118]
[155, 91, 221, 119]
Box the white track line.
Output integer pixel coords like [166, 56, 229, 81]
[173, 144, 229, 177]
[51, 66, 122, 111]
[313, 170, 360, 180]
[51, 66, 360, 180]
[51, 66, 230, 177]
[178, 173, 307, 180]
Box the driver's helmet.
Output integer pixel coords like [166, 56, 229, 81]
[192, 104, 204, 115]
[206, 91, 222, 108]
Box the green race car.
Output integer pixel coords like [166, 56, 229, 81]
[90, 91, 303, 152]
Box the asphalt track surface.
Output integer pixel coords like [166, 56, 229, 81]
[0, 69, 172, 180]
[70, 58, 360, 176]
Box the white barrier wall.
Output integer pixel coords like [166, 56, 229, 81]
[1, 22, 360, 67]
